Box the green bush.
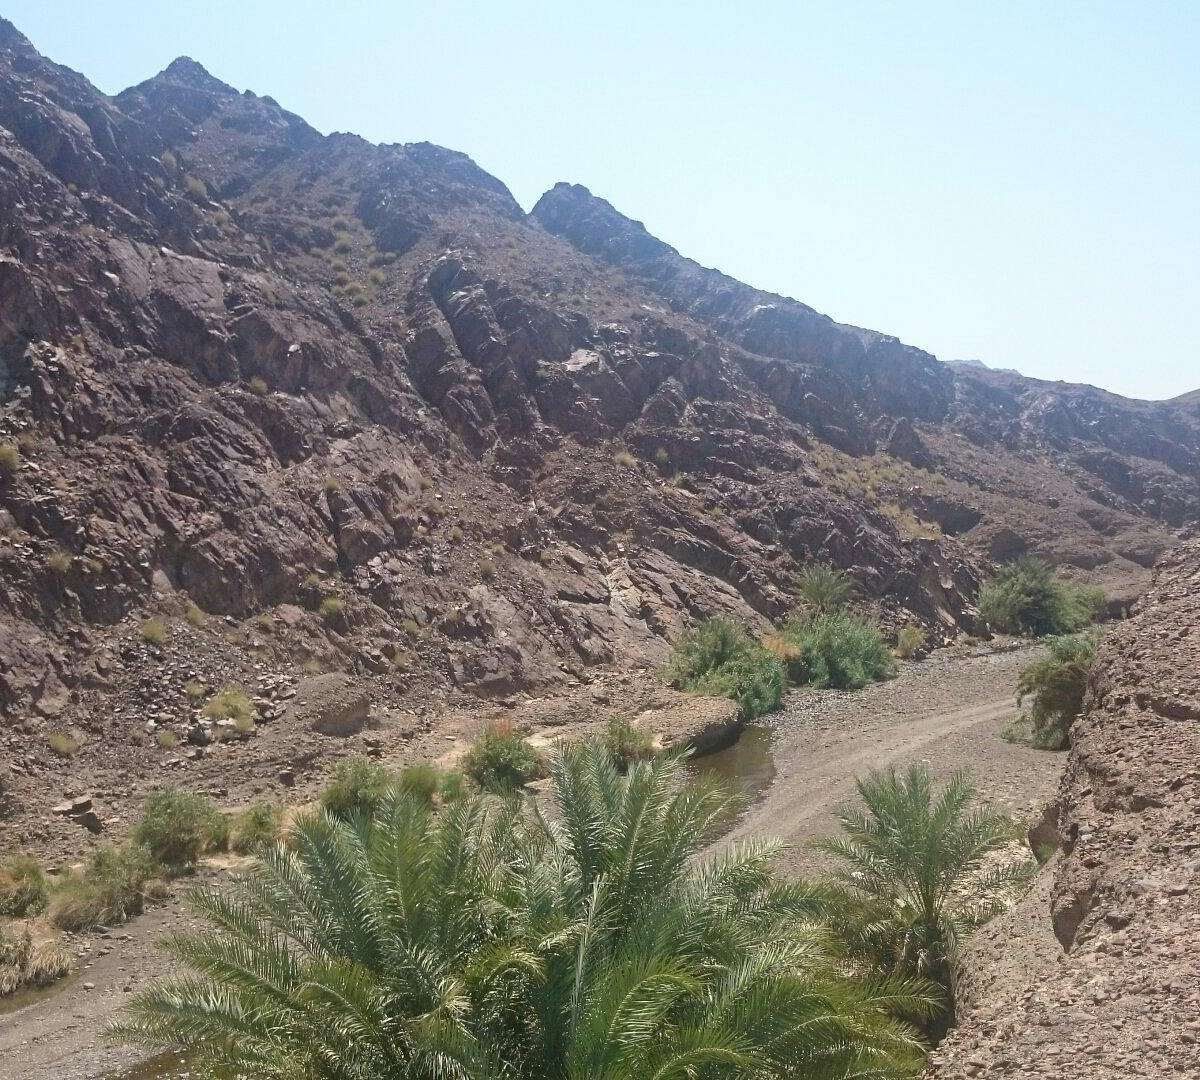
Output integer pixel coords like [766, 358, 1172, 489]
[601, 717, 656, 772]
[979, 558, 1105, 636]
[48, 842, 159, 931]
[130, 788, 228, 869]
[1016, 632, 1099, 749]
[461, 722, 545, 793]
[777, 612, 896, 690]
[320, 757, 395, 819]
[0, 854, 48, 917]
[229, 803, 282, 854]
[397, 765, 440, 805]
[798, 564, 855, 613]
[665, 618, 786, 719]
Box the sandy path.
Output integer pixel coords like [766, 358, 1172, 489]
[0, 646, 1064, 1078]
[723, 644, 1065, 876]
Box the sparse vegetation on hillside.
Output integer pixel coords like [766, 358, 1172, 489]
[665, 617, 786, 719]
[1015, 631, 1099, 749]
[140, 618, 168, 646]
[114, 743, 931, 1076]
[896, 625, 928, 659]
[202, 686, 254, 724]
[979, 557, 1106, 636]
[0, 443, 19, 476]
[229, 802, 283, 854]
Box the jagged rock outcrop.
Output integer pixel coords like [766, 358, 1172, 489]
[928, 541, 1200, 1078]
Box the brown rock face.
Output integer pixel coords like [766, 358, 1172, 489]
[928, 541, 1200, 1078]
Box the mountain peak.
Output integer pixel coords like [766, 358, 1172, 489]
[155, 55, 237, 95]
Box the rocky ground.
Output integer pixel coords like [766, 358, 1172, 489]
[928, 541, 1200, 1078]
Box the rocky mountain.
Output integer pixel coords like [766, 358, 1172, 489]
[928, 539, 1200, 1076]
[0, 18, 1197, 837]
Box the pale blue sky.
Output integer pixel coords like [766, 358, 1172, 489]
[10, 1, 1199, 399]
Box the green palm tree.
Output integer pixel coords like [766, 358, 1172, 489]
[113, 745, 933, 1078]
[798, 564, 855, 614]
[818, 764, 1032, 1033]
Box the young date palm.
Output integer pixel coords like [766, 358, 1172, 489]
[798, 564, 855, 614]
[819, 764, 1032, 1033]
[113, 744, 932, 1077]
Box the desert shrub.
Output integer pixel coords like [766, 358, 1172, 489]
[778, 612, 896, 690]
[665, 618, 786, 719]
[159, 148, 177, 170]
[46, 549, 71, 574]
[184, 603, 207, 628]
[47, 731, 79, 758]
[479, 558, 497, 582]
[0, 854, 48, 917]
[401, 617, 420, 638]
[140, 618, 169, 646]
[301, 658, 323, 675]
[247, 376, 269, 396]
[202, 687, 254, 723]
[613, 449, 637, 468]
[321, 758, 395, 819]
[0, 444, 19, 476]
[155, 729, 179, 749]
[213, 209, 231, 229]
[978, 558, 1105, 636]
[131, 788, 227, 869]
[798, 564, 855, 613]
[254, 612, 274, 633]
[397, 765, 440, 806]
[0, 925, 71, 995]
[333, 237, 352, 254]
[319, 596, 345, 623]
[461, 721, 545, 793]
[229, 803, 282, 854]
[184, 680, 206, 703]
[601, 716, 656, 771]
[1016, 632, 1099, 750]
[48, 842, 159, 931]
[895, 625, 928, 660]
[330, 215, 350, 232]
[368, 268, 387, 286]
[323, 476, 342, 493]
[183, 174, 208, 203]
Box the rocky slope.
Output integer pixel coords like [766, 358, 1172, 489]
[928, 540, 1200, 1077]
[0, 18, 1196, 850]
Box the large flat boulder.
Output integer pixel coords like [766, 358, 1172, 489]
[285, 673, 370, 736]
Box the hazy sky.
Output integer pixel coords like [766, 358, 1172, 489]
[10, 1, 1198, 400]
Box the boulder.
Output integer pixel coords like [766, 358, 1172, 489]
[285, 672, 371, 736]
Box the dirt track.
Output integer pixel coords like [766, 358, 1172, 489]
[0, 645, 1064, 1079]
[722, 644, 1065, 875]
